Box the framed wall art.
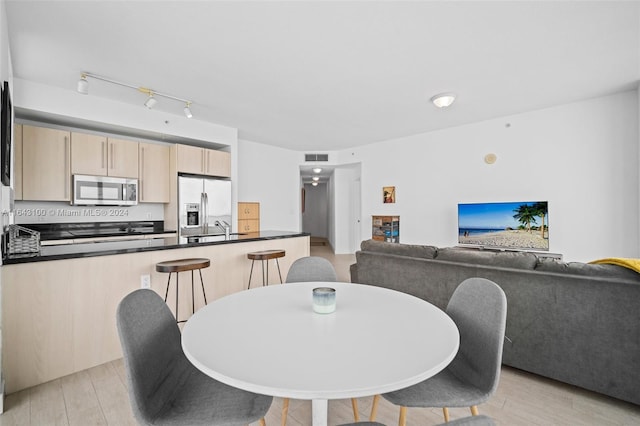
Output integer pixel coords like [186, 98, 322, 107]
[383, 186, 395, 204]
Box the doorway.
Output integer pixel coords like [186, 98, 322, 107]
[299, 163, 361, 254]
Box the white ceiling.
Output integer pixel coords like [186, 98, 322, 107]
[5, 1, 639, 152]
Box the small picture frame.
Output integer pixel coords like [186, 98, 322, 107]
[383, 186, 395, 204]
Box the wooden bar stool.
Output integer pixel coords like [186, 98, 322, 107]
[156, 258, 210, 323]
[247, 249, 285, 289]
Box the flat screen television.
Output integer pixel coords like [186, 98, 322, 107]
[458, 201, 549, 251]
[1, 81, 12, 186]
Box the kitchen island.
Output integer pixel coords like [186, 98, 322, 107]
[1, 230, 309, 393]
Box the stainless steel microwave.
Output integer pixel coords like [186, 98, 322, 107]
[73, 175, 138, 206]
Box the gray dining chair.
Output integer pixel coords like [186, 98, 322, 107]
[285, 256, 338, 283]
[283, 256, 359, 424]
[369, 277, 507, 426]
[339, 415, 494, 426]
[438, 415, 496, 425]
[116, 289, 273, 425]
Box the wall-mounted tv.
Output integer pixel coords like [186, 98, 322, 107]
[458, 201, 549, 251]
[1, 81, 12, 186]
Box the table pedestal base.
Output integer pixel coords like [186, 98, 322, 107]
[312, 399, 328, 426]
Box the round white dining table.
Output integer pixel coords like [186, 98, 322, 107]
[182, 282, 459, 426]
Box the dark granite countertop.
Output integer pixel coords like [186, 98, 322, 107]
[2, 230, 309, 265]
[22, 221, 171, 241]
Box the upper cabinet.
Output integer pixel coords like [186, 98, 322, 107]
[22, 125, 71, 201]
[107, 137, 139, 178]
[177, 144, 230, 177]
[71, 133, 138, 178]
[14, 124, 22, 200]
[139, 142, 170, 203]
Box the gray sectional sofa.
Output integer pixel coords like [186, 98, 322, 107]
[350, 239, 640, 406]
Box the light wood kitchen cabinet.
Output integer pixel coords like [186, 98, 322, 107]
[71, 133, 138, 178]
[139, 142, 170, 203]
[177, 144, 231, 177]
[205, 149, 231, 177]
[71, 132, 108, 176]
[107, 137, 139, 178]
[22, 125, 71, 201]
[14, 124, 22, 200]
[238, 202, 260, 233]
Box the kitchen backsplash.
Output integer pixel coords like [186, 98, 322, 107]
[13, 201, 164, 224]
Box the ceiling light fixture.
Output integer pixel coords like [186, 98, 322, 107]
[430, 92, 456, 108]
[76, 71, 194, 118]
[144, 93, 157, 109]
[312, 168, 322, 173]
[183, 102, 193, 119]
[77, 73, 89, 94]
[312, 177, 319, 181]
[311, 182, 318, 186]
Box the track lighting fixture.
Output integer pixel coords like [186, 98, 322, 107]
[144, 93, 157, 109]
[77, 74, 89, 95]
[76, 72, 194, 118]
[183, 102, 193, 118]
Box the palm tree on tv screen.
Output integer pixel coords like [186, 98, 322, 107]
[532, 202, 548, 239]
[513, 204, 537, 233]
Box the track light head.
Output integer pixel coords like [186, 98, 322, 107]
[77, 74, 89, 94]
[184, 102, 193, 118]
[144, 94, 157, 109]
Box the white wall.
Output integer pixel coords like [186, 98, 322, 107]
[339, 90, 639, 262]
[236, 139, 301, 231]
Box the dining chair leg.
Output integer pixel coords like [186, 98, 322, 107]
[471, 405, 479, 416]
[370, 394, 380, 421]
[443, 407, 450, 422]
[259, 418, 266, 426]
[281, 398, 290, 426]
[399, 406, 407, 426]
[351, 398, 359, 421]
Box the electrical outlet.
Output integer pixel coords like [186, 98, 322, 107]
[140, 274, 151, 289]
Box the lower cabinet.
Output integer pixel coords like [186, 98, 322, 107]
[1, 236, 310, 393]
[238, 202, 260, 233]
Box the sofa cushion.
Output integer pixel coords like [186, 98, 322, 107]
[435, 247, 538, 270]
[535, 258, 640, 280]
[360, 239, 437, 259]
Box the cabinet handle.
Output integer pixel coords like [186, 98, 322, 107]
[201, 149, 205, 173]
[140, 147, 144, 201]
[64, 136, 69, 198]
[101, 140, 106, 169]
[110, 143, 115, 170]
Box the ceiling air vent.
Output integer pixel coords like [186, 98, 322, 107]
[305, 153, 329, 162]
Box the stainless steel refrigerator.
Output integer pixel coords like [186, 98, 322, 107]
[178, 175, 232, 237]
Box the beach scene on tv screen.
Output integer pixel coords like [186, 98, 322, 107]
[458, 201, 549, 251]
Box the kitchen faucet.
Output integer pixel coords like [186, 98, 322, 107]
[214, 220, 230, 228]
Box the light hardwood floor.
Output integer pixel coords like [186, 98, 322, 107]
[2, 239, 639, 425]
